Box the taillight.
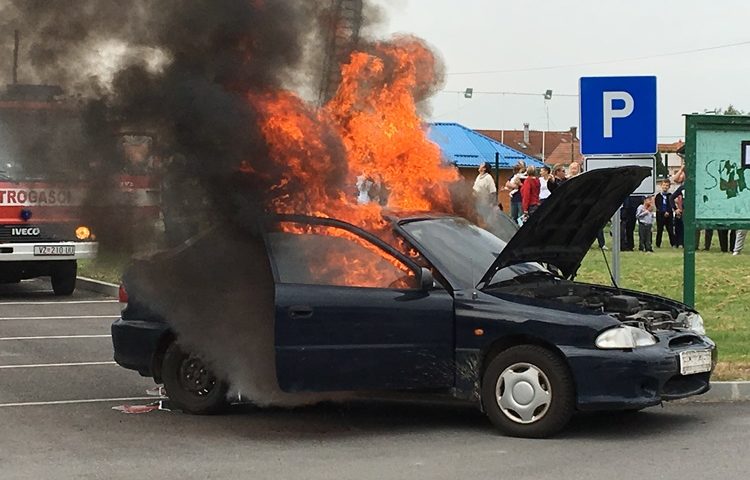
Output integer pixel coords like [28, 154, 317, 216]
[118, 284, 129, 304]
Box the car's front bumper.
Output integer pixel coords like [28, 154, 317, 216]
[111, 317, 170, 379]
[561, 332, 716, 411]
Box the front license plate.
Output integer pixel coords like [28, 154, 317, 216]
[33, 245, 75, 256]
[679, 350, 712, 375]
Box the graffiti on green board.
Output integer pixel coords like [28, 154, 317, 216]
[695, 130, 750, 221]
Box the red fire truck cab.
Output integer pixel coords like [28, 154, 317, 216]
[0, 84, 97, 295]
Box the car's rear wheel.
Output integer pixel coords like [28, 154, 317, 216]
[51, 261, 77, 296]
[481, 344, 575, 438]
[161, 342, 228, 414]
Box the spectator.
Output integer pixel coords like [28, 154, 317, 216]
[356, 174, 374, 204]
[714, 229, 737, 253]
[654, 179, 675, 248]
[670, 160, 686, 248]
[539, 166, 552, 203]
[370, 174, 390, 206]
[636, 196, 654, 252]
[546, 164, 567, 193]
[671, 185, 684, 247]
[734, 230, 746, 256]
[473, 161, 497, 218]
[568, 161, 581, 178]
[504, 162, 527, 225]
[520, 166, 541, 222]
[671, 160, 686, 186]
[620, 196, 642, 251]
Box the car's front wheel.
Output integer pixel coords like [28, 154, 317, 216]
[481, 345, 575, 438]
[161, 342, 229, 414]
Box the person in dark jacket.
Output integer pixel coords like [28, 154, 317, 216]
[654, 179, 675, 247]
[620, 196, 642, 251]
[671, 185, 684, 247]
[546, 164, 567, 193]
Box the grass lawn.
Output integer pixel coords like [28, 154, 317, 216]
[577, 241, 750, 380]
[78, 234, 750, 380]
[78, 251, 130, 285]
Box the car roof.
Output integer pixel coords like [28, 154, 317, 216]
[381, 209, 458, 224]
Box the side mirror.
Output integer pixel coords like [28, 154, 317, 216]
[420, 268, 434, 291]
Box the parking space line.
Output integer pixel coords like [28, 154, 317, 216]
[0, 335, 111, 341]
[0, 397, 164, 408]
[0, 300, 119, 305]
[0, 315, 119, 321]
[0, 361, 117, 369]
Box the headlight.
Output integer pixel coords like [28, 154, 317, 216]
[75, 225, 92, 240]
[685, 313, 706, 335]
[595, 325, 657, 349]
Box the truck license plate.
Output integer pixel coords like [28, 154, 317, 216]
[679, 350, 712, 375]
[33, 245, 75, 256]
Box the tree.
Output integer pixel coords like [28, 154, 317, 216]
[704, 105, 745, 115]
[655, 152, 668, 178]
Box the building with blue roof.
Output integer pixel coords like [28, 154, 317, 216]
[427, 122, 546, 211]
[427, 122, 545, 170]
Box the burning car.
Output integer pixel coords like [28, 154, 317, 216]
[112, 166, 715, 438]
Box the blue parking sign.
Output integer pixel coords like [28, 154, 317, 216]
[579, 76, 657, 155]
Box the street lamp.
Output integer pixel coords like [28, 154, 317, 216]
[464, 87, 474, 99]
[542, 90, 552, 162]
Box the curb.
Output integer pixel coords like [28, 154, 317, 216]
[687, 381, 750, 403]
[76, 276, 119, 298]
[71, 277, 750, 403]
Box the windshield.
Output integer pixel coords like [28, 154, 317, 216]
[400, 217, 549, 289]
[0, 107, 92, 181]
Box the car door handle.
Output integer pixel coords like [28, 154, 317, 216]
[288, 306, 314, 319]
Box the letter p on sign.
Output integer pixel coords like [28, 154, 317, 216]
[579, 76, 657, 156]
[603, 91, 634, 138]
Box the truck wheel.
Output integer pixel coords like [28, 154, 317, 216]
[51, 261, 77, 296]
[162, 342, 228, 414]
[481, 345, 575, 438]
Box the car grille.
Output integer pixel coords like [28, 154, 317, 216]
[0, 224, 76, 243]
[668, 335, 703, 349]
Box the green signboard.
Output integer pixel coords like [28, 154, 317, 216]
[684, 115, 750, 307]
[695, 130, 750, 222]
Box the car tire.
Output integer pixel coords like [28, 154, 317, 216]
[481, 344, 575, 438]
[51, 261, 77, 296]
[161, 342, 229, 414]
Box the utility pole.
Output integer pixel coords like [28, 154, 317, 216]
[12, 30, 19, 85]
[542, 90, 553, 162]
[318, 0, 364, 105]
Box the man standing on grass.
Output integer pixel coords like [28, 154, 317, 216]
[654, 179, 675, 248]
[636, 196, 655, 253]
[734, 230, 746, 256]
[671, 184, 684, 248]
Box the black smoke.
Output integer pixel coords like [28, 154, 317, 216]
[0, 1, 454, 406]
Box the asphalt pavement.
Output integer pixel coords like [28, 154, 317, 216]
[1, 278, 749, 480]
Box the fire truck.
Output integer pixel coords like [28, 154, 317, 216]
[0, 84, 97, 295]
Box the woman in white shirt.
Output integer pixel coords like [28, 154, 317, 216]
[539, 166, 552, 202]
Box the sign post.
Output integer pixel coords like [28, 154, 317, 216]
[683, 114, 750, 307]
[579, 76, 657, 284]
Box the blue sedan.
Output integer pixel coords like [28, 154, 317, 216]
[112, 166, 715, 438]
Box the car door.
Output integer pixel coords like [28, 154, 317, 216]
[267, 218, 455, 392]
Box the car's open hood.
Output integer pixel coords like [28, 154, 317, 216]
[478, 166, 651, 287]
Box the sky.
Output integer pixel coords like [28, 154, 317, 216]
[375, 0, 750, 141]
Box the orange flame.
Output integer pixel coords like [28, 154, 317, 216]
[248, 37, 458, 284]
